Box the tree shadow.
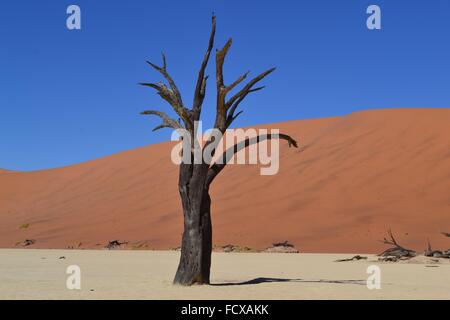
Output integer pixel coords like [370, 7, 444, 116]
[211, 277, 366, 286]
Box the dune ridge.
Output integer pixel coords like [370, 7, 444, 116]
[0, 108, 449, 253]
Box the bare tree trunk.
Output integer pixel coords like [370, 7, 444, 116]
[173, 170, 212, 285]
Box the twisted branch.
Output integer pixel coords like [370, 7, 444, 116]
[378, 229, 416, 261]
[205, 133, 298, 186]
[140, 110, 182, 131]
[140, 55, 191, 128]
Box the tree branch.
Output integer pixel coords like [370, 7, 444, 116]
[205, 133, 298, 186]
[214, 38, 233, 131]
[224, 71, 249, 94]
[141, 55, 192, 129]
[213, 66, 275, 133]
[192, 14, 216, 119]
[226, 86, 265, 128]
[225, 110, 244, 128]
[146, 54, 183, 108]
[140, 81, 190, 126]
[378, 229, 416, 261]
[140, 110, 183, 131]
[216, 39, 232, 88]
[225, 68, 275, 110]
[211, 32, 275, 134]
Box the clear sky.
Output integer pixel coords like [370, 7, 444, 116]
[1, 0, 449, 171]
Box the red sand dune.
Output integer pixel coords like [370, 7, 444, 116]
[1, 108, 450, 253]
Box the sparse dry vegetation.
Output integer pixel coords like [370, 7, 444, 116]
[19, 223, 29, 230]
[378, 229, 416, 262]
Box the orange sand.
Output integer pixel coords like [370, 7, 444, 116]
[1, 109, 449, 253]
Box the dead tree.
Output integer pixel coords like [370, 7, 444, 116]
[378, 229, 416, 261]
[22, 239, 35, 247]
[335, 255, 367, 262]
[424, 238, 450, 258]
[272, 240, 294, 248]
[140, 16, 297, 285]
[105, 240, 127, 250]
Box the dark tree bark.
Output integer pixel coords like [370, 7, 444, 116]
[172, 163, 212, 285]
[140, 15, 298, 285]
[378, 229, 416, 261]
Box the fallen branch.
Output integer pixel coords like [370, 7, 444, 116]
[22, 239, 35, 247]
[105, 240, 128, 250]
[272, 240, 294, 248]
[424, 238, 450, 259]
[424, 238, 443, 257]
[265, 241, 299, 253]
[378, 229, 416, 261]
[335, 255, 367, 262]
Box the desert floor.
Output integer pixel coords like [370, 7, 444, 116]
[1, 249, 450, 299]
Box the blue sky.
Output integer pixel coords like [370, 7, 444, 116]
[1, 0, 449, 171]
